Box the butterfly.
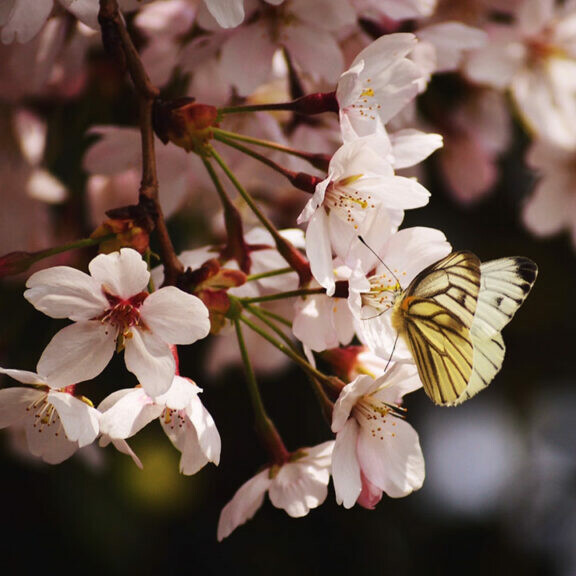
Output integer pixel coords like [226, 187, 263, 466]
[389, 251, 538, 406]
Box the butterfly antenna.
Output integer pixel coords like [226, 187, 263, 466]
[383, 333, 399, 374]
[358, 235, 401, 285]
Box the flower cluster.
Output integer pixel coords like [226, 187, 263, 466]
[0, 0, 546, 541]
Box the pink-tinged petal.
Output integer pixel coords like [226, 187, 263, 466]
[332, 419, 362, 508]
[518, 0, 554, 35]
[99, 388, 161, 439]
[24, 267, 107, 320]
[140, 287, 210, 345]
[285, 24, 344, 84]
[0, 387, 43, 428]
[268, 461, 330, 517]
[37, 322, 116, 387]
[220, 21, 276, 96]
[124, 329, 175, 397]
[357, 418, 425, 498]
[89, 248, 150, 298]
[1, 0, 53, 44]
[357, 472, 383, 509]
[522, 176, 573, 237]
[217, 470, 272, 541]
[83, 126, 141, 174]
[0, 368, 46, 386]
[305, 210, 335, 296]
[47, 391, 100, 447]
[291, 0, 355, 30]
[60, 0, 99, 29]
[417, 23, 487, 73]
[440, 131, 497, 204]
[464, 32, 524, 90]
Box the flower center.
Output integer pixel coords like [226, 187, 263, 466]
[100, 290, 148, 333]
[361, 272, 403, 314]
[356, 396, 404, 441]
[26, 394, 64, 438]
[325, 177, 375, 229]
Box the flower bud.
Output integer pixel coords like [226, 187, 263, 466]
[153, 97, 219, 154]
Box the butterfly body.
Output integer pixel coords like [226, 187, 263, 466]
[389, 251, 537, 406]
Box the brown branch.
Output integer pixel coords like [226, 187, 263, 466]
[97, 0, 183, 285]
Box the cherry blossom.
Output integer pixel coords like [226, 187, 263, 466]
[522, 140, 576, 248]
[0, 367, 100, 464]
[297, 134, 430, 295]
[336, 33, 423, 141]
[351, 0, 437, 22]
[24, 248, 210, 397]
[331, 363, 424, 508]
[99, 375, 221, 474]
[217, 441, 334, 540]
[465, 0, 576, 148]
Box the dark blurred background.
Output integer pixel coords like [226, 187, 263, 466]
[1, 47, 575, 576]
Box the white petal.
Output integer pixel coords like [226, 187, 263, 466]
[0, 368, 46, 386]
[357, 418, 425, 498]
[185, 393, 221, 465]
[268, 460, 330, 517]
[25, 267, 107, 320]
[331, 419, 362, 508]
[390, 129, 443, 169]
[0, 387, 44, 428]
[124, 329, 175, 397]
[156, 375, 201, 410]
[48, 391, 100, 447]
[99, 388, 161, 439]
[332, 374, 378, 432]
[217, 470, 272, 541]
[203, 0, 244, 28]
[140, 287, 210, 345]
[37, 322, 116, 387]
[305, 210, 336, 296]
[88, 248, 150, 299]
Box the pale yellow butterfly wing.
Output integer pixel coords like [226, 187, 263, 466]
[392, 251, 482, 406]
[451, 256, 538, 405]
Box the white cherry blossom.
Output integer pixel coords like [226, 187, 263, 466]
[331, 363, 424, 508]
[0, 367, 100, 464]
[99, 374, 221, 474]
[24, 248, 210, 397]
[336, 33, 423, 141]
[298, 134, 429, 295]
[217, 441, 334, 540]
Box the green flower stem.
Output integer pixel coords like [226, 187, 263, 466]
[250, 305, 292, 328]
[209, 147, 312, 285]
[201, 155, 250, 271]
[245, 267, 293, 282]
[238, 313, 330, 385]
[213, 128, 329, 170]
[239, 287, 325, 304]
[242, 302, 299, 353]
[0, 234, 116, 276]
[234, 319, 289, 464]
[218, 102, 298, 115]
